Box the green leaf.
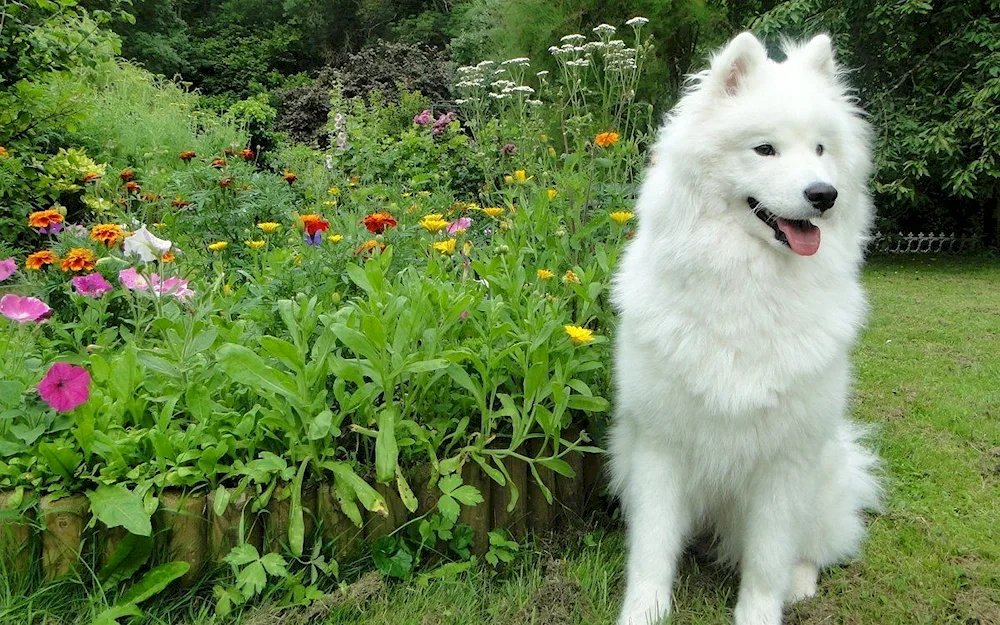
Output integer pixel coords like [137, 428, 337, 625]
[260, 336, 303, 372]
[119, 561, 190, 604]
[87, 484, 152, 536]
[307, 409, 333, 441]
[91, 603, 142, 625]
[450, 485, 484, 507]
[259, 553, 289, 577]
[438, 474, 462, 495]
[236, 560, 267, 599]
[402, 358, 450, 375]
[566, 395, 609, 412]
[437, 494, 460, 522]
[396, 469, 418, 513]
[216, 344, 300, 402]
[99, 533, 154, 584]
[375, 408, 398, 483]
[538, 457, 576, 478]
[0, 380, 25, 407]
[326, 461, 387, 517]
[289, 461, 307, 558]
[37, 442, 82, 481]
[225, 543, 260, 567]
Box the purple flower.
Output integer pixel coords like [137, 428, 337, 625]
[72, 273, 113, 298]
[0, 258, 16, 282]
[37, 362, 90, 412]
[500, 143, 517, 155]
[0, 294, 52, 323]
[39, 221, 63, 235]
[413, 109, 433, 126]
[447, 216, 472, 234]
[119, 267, 149, 291]
[304, 231, 323, 246]
[432, 112, 456, 136]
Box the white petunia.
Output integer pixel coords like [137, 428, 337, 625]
[124, 226, 172, 262]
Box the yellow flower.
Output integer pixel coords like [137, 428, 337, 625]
[482, 207, 505, 218]
[0, 146, 8, 158]
[595, 131, 620, 147]
[562, 269, 580, 284]
[323, 200, 338, 207]
[540, 134, 548, 141]
[223, 283, 233, 295]
[609, 211, 635, 225]
[564, 325, 595, 345]
[462, 241, 472, 256]
[328, 234, 344, 243]
[504, 175, 513, 184]
[547, 146, 556, 156]
[257, 222, 280, 233]
[547, 189, 557, 200]
[420, 214, 450, 233]
[513, 170, 529, 183]
[537, 269, 554, 280]
[245, 239, 265, 250]
[418, 190, 431, 197]
[432, 238, 457, 254]
[402, 192, 411, 198]
[328, 186, 340, 195]
[208, 241, 228, 252]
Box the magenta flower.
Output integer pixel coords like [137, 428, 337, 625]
[432, 112, 456, 136]
[0, 294, 51, 323]
[0, 258, 16, 282]
[500, 143, 517, 155]
[413, 109, 433, 126]
[72, 273, 113, 298]
[37, 362, 90, 412]
[447, 217, 472, 234]
[152, 275, 194, 301]
[119, 267, 149, 291]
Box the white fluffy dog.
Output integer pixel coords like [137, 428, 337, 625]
[610, 32, 881, 625]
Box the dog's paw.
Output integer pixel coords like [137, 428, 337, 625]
[786, 561, 818, 603]
[733, 594, 782, 625]
[618, 588, 670, 625]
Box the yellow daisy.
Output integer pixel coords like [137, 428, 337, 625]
[564, 325, 595, 345]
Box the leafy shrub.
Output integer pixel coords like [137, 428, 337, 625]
[276, 69, 339, 148]
[338, 40, 453, 103]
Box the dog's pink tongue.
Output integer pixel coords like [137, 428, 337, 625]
[776, 219, 821, 256]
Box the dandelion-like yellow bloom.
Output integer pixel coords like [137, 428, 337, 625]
[245, 239, 265, 250]
[595, 131, 620, 147]
[257, 222, 280, 234]
[547, 146, 556, 156]
[609, 211, 635, 225]
[564, 325, 595, 345]
[462, 241, 472, 256]
[513, 170, 529, 183]
[418, 190, 431, 197]
[328, 186, 340, 195]
[482, 207, 505, 218]
[208, 241, 228, 252]
[547, 189, 557, 200]
[562, 269, 580, 284]
[504, 175, 513, 184]
[223, 283, 232, 295]
[537, 269, 554, 280]
[420, 214, 450, 233]
[432, 239, 457, 254]
[0, 147, 9, 158]
[327, 234, 343, 243]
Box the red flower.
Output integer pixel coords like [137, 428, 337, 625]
[362, 212, 397, 234]
[120, 169, 135, 182]
[211, 158, 227, 168]
[179, 151, 197, 162]
[125, 181, 141, 193]
[299, 214, 330, 236]
[219, 177, 233, 188]
[240, 148, 255, 160]
[283, 171, 298, 184]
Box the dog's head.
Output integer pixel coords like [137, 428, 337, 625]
[666, 32, 872, 257]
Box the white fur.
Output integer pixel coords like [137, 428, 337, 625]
[611, 32, 882, 625]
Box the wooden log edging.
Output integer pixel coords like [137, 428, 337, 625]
[0, 446, 605, 583]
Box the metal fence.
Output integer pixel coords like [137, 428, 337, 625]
[870, 231, 979, 254]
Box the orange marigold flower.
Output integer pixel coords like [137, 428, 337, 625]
[120, 169, 136, 182]
[28, 209, 64, 230]
[179, 150, 197, 162]
[90, 224, 125, 247]
[171, 197, 191, 209]
[362, 212, 397, 234]
[356, 239, 386, 256]
[211, 158, 227, 168]
[26, 250, 58, 270]
[0, 146, 9, 158]
[219, 177, 233, 188]
[140, 193, 160, 202]
[82, 171, 102, 183]
[240, 148, 255, 160]
[299, 214, 330, 236]
[563, 269, 581, 284]
[60, 248, 96, 272]
[595, 131, 620, 147]
[125, 181, 141, 193]
[283, 171, 298, 184]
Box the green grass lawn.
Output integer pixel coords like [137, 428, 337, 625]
[3, 255, 999, 624]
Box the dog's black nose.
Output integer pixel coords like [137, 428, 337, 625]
[804, 182, 838, 212]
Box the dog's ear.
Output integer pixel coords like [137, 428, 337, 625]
[797, 34, 837, 78]
[710, 32, 767, 96]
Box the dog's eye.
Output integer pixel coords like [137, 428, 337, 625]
[816, 144, 825, 156]
[753, 144, 776, 156]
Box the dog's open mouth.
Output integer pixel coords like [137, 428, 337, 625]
[748, 197, 821, 256]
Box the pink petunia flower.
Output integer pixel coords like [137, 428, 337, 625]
[72, 273, 113, 298]
[0, 258, 16, 282]
[37, 362, 90, 412]
[0, 294, 51, 323]
[413, 109, 433, 126]
[119, 267, 150, 291]
[447, 217, 472, 234]
[152, 275, 195, 301]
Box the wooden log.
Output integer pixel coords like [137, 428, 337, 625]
[0, 491, 33, 573]
[208, 490, 261, 562]
[582, 446, 605, 509]
[365, 482, 405, 542]
[459, 462, 491, 554]
[157, 491, 207, 586]
[40, 494, 88, 579]
[317, 485, 363, 561]
[491, 454, 528, 540]
[526, 438, 555, 533]
[102, 526, 128, 568]
[555, 426, 584, 520]
[266, 483, 317, 554]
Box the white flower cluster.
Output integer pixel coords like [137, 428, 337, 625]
[625, 16, 649, 27]
[593, 23, 617, 36]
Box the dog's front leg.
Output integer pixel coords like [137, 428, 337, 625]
[618, 445, 690, 625]
[732, 469, 803, 625]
